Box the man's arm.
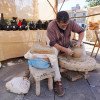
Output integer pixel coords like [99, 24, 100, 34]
[54, 43, 73, 55]
[71, 20, 85, 47]
[77, 32, 84, 46]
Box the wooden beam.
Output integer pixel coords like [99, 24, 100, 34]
[59, 0, 66, 12]
[72, 39, 95, 45]
[55, 0, 58, 13]
[70, 13, 100, 19]
[47, 0, 57, 15]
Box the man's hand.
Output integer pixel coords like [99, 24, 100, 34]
[65, 48, 74, 56]
[54, 43, 74, 55]
[76, 41, 81, 47]
[76, 32, 84, 47]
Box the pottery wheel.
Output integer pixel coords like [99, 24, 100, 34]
[58, 54, 96, 72]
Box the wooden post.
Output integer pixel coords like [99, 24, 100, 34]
[55, 0, 58, 13]
[84, 71, 88, 79]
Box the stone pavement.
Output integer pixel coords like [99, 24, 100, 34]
[0, 44, 100, 100]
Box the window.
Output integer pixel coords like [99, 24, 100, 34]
[74, 19, 76, 22]
[82, 24, 84, 28]
[83, 13, 85, 16]
[74, 13, 76, 17]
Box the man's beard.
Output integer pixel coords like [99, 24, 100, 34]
[62, 28, 66, 30]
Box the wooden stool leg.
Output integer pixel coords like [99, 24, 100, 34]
[91, 40, 97, 57]
[84, 71, 88, 79]
[36, 80, 40, 96]
[48, 77, 53, 91]
[91, 46, 95, 57]
[95, 47, 99, 58]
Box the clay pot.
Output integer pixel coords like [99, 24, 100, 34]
[71, 46, 83, 58]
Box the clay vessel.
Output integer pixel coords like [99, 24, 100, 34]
[71, 46, 83, 58]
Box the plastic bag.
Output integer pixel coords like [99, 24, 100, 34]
[5, 77, 30, 94]
[28, 58, 50, 69]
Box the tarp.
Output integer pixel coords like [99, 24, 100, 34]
[58, 0, 68, 4]
[38, 0, 57, 20]
[0, 0, 37, 20]
[86, 5, 100, 42]
[0, 0, 57, 20]
[0, 30, 47, 61]
[86, 5, 100, 24]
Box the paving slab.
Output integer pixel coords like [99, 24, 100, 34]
[0, 61, 28, 100]
[87, 72, 100, 87]
[23, 79, 54, 100]
[55, 78, 96, 100]
[87, 63, 100, 87]
[89, 87, 100, 100]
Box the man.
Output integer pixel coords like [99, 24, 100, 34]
[47, 11, 84, 96]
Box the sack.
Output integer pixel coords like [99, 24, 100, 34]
[5, 77, 30, 94]
[28, 58, 50, 69]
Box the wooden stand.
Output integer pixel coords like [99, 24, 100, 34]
[91, 30, 100, 58]
[61, 71, 83, 82]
